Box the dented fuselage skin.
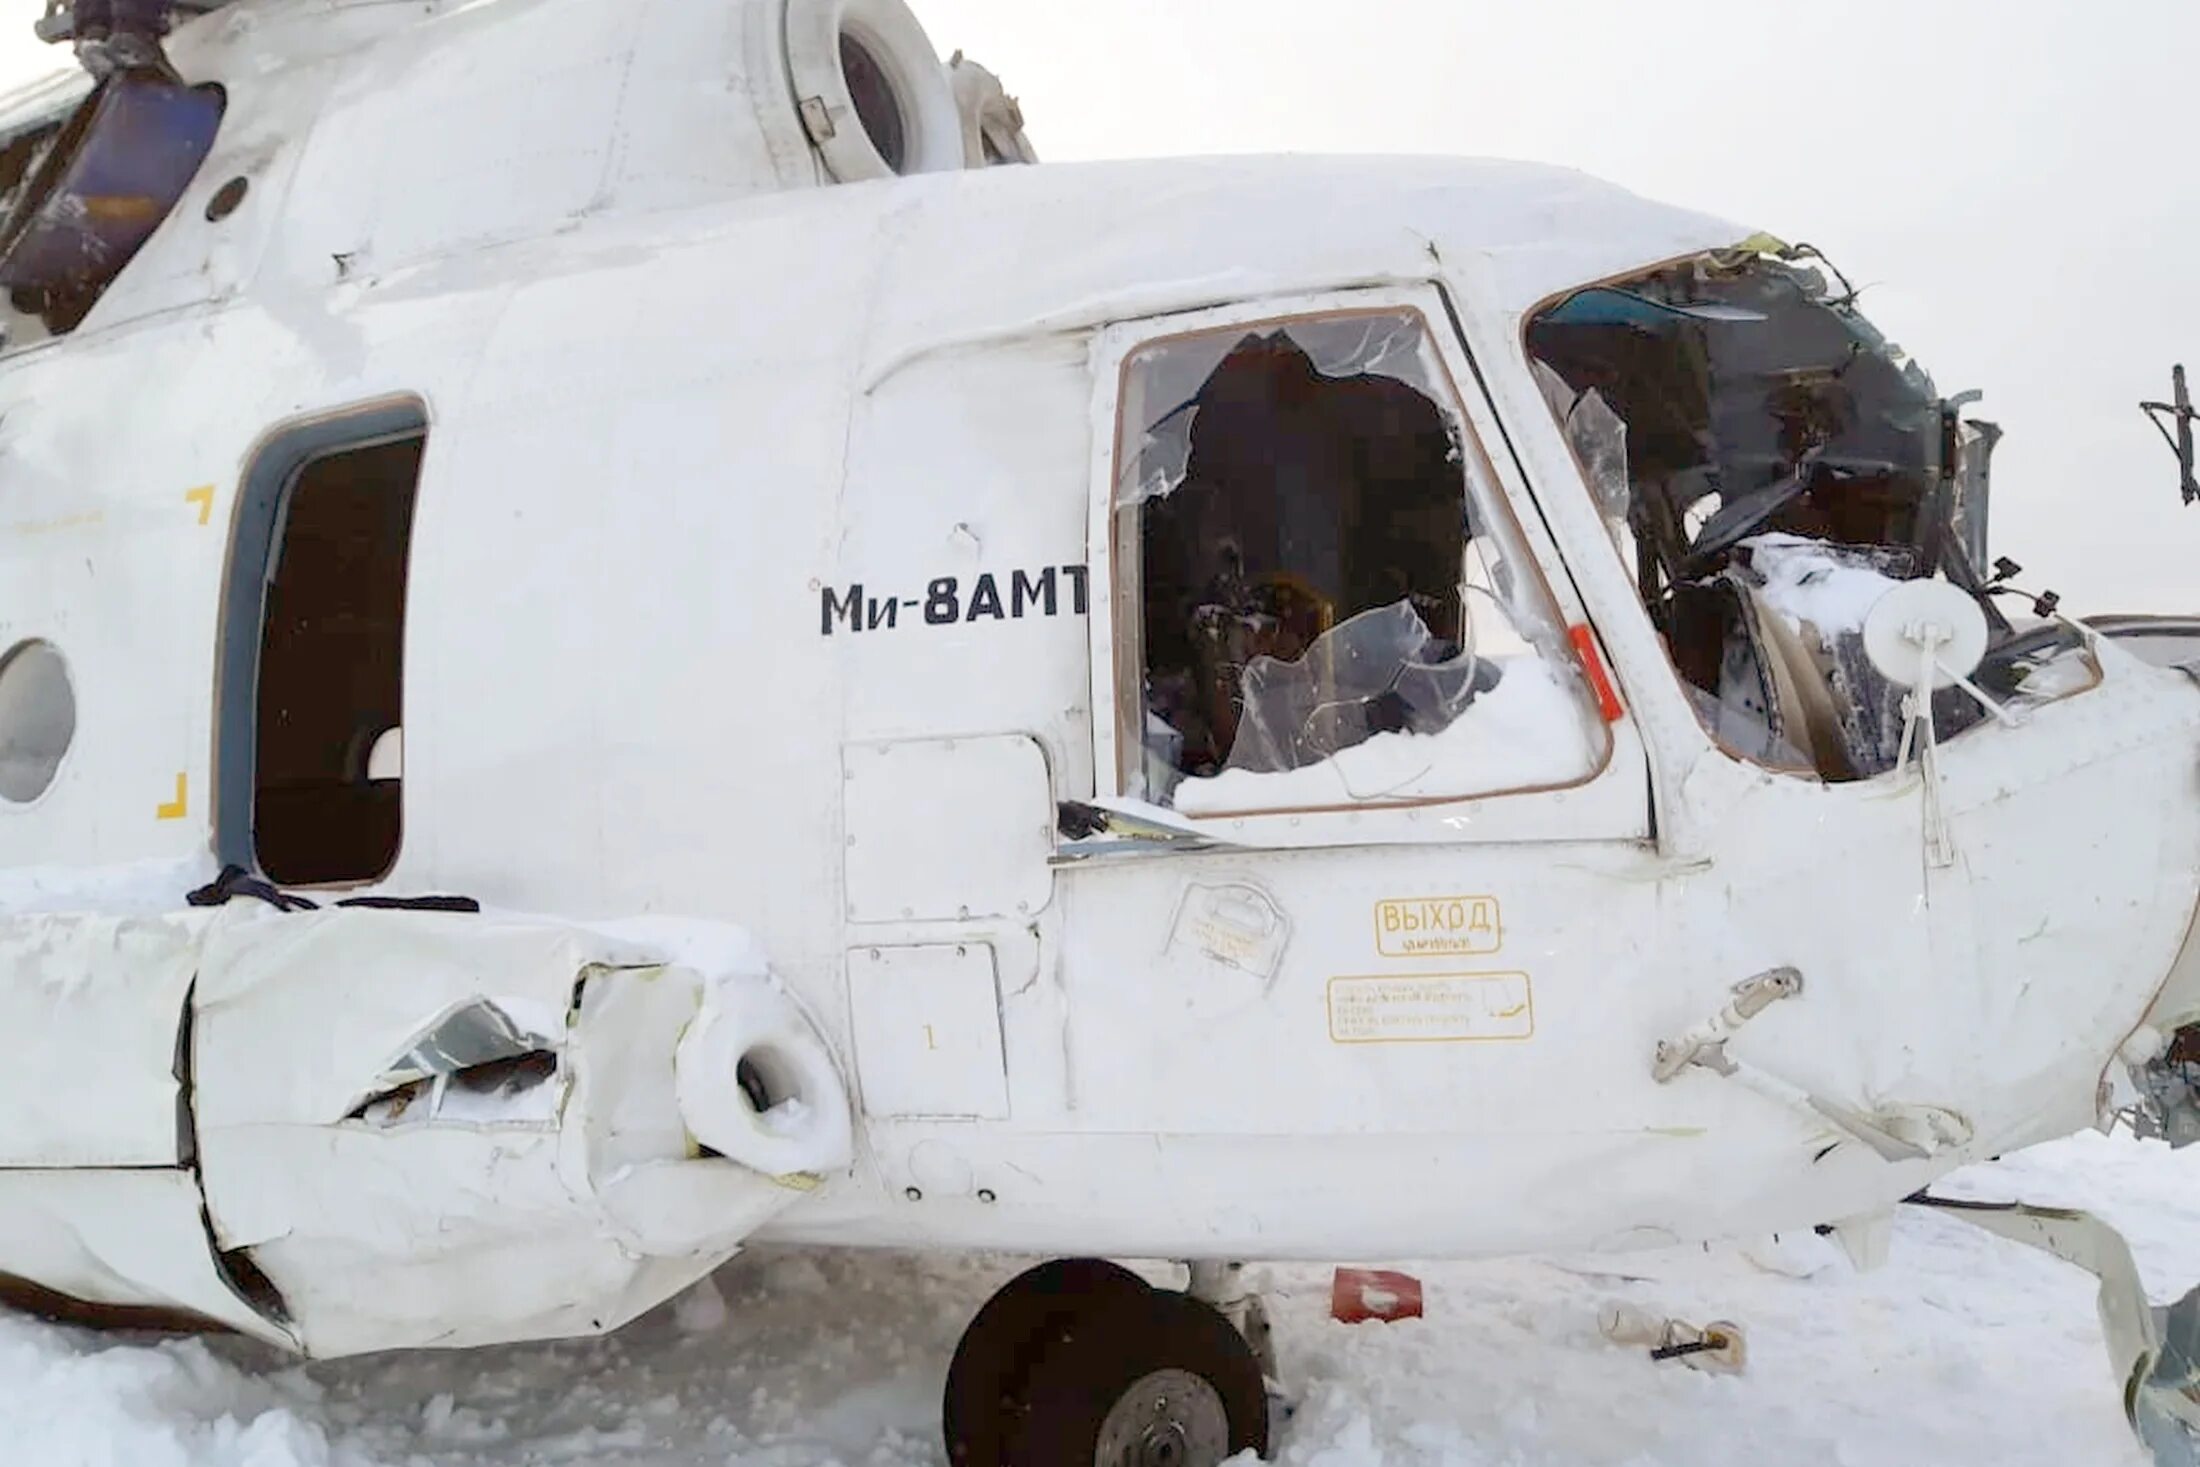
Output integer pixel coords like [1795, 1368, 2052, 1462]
[0, 0, 2197, 1359]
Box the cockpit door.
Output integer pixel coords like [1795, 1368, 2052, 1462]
[1080, 283, 1649, 850]
[1045, 285, 1681, 1170]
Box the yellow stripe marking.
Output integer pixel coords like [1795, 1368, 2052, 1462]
[185, 486, 215, 526]
[156, 773, 188, 821]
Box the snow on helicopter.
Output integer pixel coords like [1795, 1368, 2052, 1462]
[0, 1, 2195, 1463]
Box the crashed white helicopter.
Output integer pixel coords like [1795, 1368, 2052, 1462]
[0, 0, 2196, 1462]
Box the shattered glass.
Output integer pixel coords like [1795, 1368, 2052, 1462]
[1532, 359, 1630, 530]
[1682, 682, 1809, 771]
[1225, 600, 1500, 777]
[1746, 538, 1916, 775]
[1116, 312, 1445, 512]
[1117, 307, 1601, 807]
[2005, 644, 2100, 708]
[1526, 247, 2089, 781]
[1528, 250, 1949, 594]
[1949, 418, 2000, 573]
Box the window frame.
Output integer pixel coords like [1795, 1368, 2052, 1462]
[215, 397, 429, 885]
[1084, 285, 1651, 849]
[1507, 252, 2107, 791]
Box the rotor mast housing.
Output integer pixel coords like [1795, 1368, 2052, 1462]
[0, 0, 1026, 348]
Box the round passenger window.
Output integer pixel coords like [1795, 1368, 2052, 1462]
[0, 640, 75, 803]
[840, 29, 909, 174]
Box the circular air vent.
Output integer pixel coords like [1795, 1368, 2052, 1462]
[784, 0, 962, 182]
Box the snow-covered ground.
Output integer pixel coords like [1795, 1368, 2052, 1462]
[10, 1130, 2199, 1466]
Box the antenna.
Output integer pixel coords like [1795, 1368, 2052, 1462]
[2141, 364, 2198, 506]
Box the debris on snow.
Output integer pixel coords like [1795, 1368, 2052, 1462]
[0, 1132, 2189, 1466]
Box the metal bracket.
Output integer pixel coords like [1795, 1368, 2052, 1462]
[1186, 1261, 1279, 1388]
[1600, 1303, 1748, 1374]
[797, 95, 837, 146]
[1652, 966, 1803, 1082]
[1652, 968, 1972, 1162]
[1050, 800, 1235, 866]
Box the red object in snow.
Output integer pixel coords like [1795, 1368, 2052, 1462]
[1330, 1267, 1425, 1324]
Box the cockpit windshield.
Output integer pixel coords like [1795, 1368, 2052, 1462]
[1530, 251, 1959, 595]
[1528, 247, 2090, 780]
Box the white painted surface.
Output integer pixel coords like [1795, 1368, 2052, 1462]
[184, 907, 850, 1356]
[841, 736, 1054, 924]
[846, 943, 1009, 1120]
[0, 912, 207, 1167]
[192, 908, 636, 1130]
[0, 1169, 285, 1345]
[674, 960, 856, 1178]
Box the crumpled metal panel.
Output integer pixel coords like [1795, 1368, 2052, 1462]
[191, 906, 637, 1130]
[191, 907, 850, 1358]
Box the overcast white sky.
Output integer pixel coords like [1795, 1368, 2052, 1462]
[0, 2, 2192, 610]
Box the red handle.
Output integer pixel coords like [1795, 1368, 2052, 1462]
[1567, 623, 1625, 723]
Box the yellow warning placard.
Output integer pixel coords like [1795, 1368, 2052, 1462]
[1327, 972, 1534, 1044]
[1374, 896, 1502, 958]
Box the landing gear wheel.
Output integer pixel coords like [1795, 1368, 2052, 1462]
[944, 1257, 1153, 1467]
[1004, 1288, 1269, 1467]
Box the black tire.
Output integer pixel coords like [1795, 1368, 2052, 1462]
[943, 1257, 1153, 1467]
[1003, 1287, 1268, 1467]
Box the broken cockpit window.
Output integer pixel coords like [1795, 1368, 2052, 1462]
[1526, 249, 2095, 780]
[1115, 307, 1605, 812]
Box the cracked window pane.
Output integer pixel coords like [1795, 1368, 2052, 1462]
[1527, 250, 2095, 781]
[1116, 308, 1602, 811]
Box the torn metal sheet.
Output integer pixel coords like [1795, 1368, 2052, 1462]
[374, 996, 556, 1089]
[1918, 1197, 2200, 1467]
[191, 908, 853, 1358]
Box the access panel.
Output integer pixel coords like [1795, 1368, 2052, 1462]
[841, 735, 1054, 924]
[846, 943, 1010, 1120]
